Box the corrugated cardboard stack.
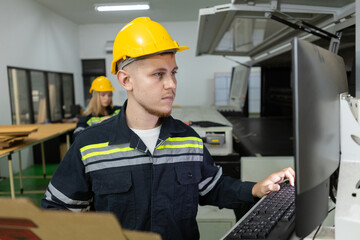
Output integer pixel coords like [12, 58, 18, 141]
[0, 126, 38, 149]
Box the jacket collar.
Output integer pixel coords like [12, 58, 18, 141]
[109, 100, 186, 150]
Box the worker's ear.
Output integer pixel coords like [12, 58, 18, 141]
[117, 70, 133, 91]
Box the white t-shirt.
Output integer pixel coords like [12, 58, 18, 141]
[130, 125, 161, 154]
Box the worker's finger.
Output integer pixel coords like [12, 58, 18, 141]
[282, 167, 295, 186]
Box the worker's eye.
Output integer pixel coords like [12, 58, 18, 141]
[100, 93, 112, 97]
[154, 72, 165, 78]
[171, 70, 178, 76]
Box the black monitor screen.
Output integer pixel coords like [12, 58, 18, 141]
[292, 38, 348, 237]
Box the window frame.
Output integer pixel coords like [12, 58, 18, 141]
[7, 66, 75, 124]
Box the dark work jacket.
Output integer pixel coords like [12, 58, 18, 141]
[41, 100, 257, 240]
[72, 106, 121, 140]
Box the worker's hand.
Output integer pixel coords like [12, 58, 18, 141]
[251, 167, 295, 198]
[100, 116, 111, 122]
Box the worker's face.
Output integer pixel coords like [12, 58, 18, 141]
[99, 91, 113, 107]
[124, 53, 177, 117]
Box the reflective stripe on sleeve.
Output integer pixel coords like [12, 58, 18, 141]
[45, 182, 91, 211]
[73, 126, 85, 134]
[199, 166, 223, 196]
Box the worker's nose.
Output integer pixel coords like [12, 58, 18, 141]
[164, 74, 176, 89]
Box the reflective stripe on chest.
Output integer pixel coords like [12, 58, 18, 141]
[80, 136, 203, 173]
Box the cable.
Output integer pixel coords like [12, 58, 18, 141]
[311, 208, 335, 240]
[328, 207, 336, 214]
[312, 223, 322, 240]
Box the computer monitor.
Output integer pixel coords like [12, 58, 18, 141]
[292, 38, 348, 237]
[228, 64, 250, 111]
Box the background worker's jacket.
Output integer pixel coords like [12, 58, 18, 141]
[41, 101, 257, 240]
[72, 106, 121, 139]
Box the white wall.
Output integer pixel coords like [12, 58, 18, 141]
[0, 0, 82, 124]
[0, 0, 81, 176]
[79, 21, 250, 107]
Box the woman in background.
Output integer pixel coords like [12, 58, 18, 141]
[73, 76, 121, 139]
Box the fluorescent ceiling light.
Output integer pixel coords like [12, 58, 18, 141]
[95, 3, 150, 12]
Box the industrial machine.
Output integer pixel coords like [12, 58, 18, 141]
[171, 106, 233, 156]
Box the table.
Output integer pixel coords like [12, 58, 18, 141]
[0, 123, 76, 199]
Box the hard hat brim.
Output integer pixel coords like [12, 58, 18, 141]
[177, 46, 190, 52]
[111, 45, 190, 74]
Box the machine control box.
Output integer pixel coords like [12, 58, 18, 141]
[171, 106, 233, 156]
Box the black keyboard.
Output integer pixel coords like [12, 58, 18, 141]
[223, 181, 295, 240]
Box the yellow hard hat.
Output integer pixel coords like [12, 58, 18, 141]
[89, 76, 115, 93]
[111, 17, 189, 74]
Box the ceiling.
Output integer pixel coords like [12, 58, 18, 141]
[34, 0, 356, 68]
[34, 0, 232, 24]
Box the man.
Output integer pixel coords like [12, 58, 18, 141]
[42, 17, 295, 240]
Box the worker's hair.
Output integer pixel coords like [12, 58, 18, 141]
[83, 91, 113, 116]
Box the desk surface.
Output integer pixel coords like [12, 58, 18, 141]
[0, 123, 76, 158]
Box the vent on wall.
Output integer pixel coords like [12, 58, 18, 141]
[105, 41, 114, 53]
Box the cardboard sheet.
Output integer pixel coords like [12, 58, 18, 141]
[0, 197, 161, 240]
[0, 136, 25, 149]
[0, 126, 38, 136]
